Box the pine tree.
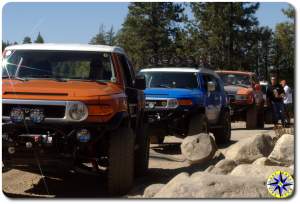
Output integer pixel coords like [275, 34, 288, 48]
[116, 2, 186, 69]
[190, 2, 259, 70]
[89, 24, 107, 45]
[34, 32, 44, 43]
[106, 26, 116, 46]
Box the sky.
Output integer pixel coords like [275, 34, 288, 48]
[2, 2, 291, 44]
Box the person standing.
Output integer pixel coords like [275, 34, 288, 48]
[280, 80, 293, 124]
[267, 76, 287, 126]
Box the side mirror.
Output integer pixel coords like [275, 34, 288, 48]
[135, 75, 146, 90]
[207, 81, 216, 92]
[254, 84, 261, 91]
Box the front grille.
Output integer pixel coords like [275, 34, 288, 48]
[2, 104, 66, 118]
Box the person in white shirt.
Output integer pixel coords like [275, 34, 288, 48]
[280, 80, 293, 124]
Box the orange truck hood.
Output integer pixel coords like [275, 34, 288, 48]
[224, 85, 252, 95]
[2, 79, 123, 101]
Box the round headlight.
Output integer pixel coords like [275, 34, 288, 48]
[10, 108, 25, 123]
[167, 99, 178, 108]
[30, 108, 45, 123]
[68, 102, 88, 121]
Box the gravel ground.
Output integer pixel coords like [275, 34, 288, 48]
[2, 122, 276, 198]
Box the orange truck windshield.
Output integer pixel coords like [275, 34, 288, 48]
[2, 50, 115, 82]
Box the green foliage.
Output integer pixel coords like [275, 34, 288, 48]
[89, 25, 116, 45]
[190, 2, 260, 70]
[23, 36, 32, 44]
[34, 32, 45, 43]
[116, 2, 186, 69]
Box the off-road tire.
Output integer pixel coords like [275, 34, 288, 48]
[187, 113, 208, 136]
[149, 128, 165, 144]
[212, 110, 231, 145]
[256, 106, 265, 129]
[246, 105, 257, 129]
[108, 126, 134, 196]
[135, 123, 150, 177]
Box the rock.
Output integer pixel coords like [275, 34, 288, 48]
[204, 165, 215, 173]
[143, 184, 165, 198]
[154, 172, 189, 197]
[154, 172, 270, 198]
[181, 133, 217, 164]
[210, 159, 237, 175]
[252, 157, 280, 166]
[230, 164, 294, 180]
[224, 134, 273, 163]
[268, 134, 294, 166]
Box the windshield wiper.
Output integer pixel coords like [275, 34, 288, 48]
[23, 75, 68, 82]
[2, 76, 28, 81]
[66, 78, 107, 84]
[157, 84, 171, 88]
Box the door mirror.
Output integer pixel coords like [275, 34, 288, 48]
[135, 75, 146, 90]
[207, 81, 216, 92]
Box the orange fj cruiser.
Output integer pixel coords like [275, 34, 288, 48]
[216, 70, 264, 129]
[2, 44, 148, 195]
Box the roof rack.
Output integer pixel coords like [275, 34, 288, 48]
[146, 55, 213, 70]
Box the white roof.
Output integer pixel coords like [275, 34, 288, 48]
[140, 67, 199, 73]
[140, 67, 220, 78]
[5, 43, 125, 54]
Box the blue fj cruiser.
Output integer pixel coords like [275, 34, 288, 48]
[139, 67, 231, 145]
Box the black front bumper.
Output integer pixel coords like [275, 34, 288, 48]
[2, 121, 107, 169]
[145, 107, 197, 136]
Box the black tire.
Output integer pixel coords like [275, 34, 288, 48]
[148, 127, 165, 144]
[108, 127, 135, 196]
[135, 123, 150, 177]
[257, 106, 265, 129]
[187, 113, 208, 136]
[246, 105, 257, 129]
[212, 110, 231, 145]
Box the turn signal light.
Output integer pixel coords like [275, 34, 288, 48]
[178, 99, 193, 106]
[88, 105, 114, 116]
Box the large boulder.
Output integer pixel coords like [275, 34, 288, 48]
[252, 157, 280, 166]
[230, 164, 294, 180]
[210, 159, 237, 175]
[181, 133, 217, 164]
[143, 184, 165, 198]
[268, 134, 294, 166]
[154, 172, 270, 198]
[224, 134, 273, 163]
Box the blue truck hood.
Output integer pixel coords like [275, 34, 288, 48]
[144, 88, 202, 99]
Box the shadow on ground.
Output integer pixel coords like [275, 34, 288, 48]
[3, 140, 227, 198]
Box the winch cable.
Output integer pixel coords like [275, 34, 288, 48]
[33, 150, 50, 195]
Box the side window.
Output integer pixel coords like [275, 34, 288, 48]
[201, 74, 210, 91]
[211, 76, 221, 92]
[202, 74, 220, 92]
[118, 54, 134, 87]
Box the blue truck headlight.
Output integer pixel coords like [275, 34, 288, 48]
[167, 99, 178, 108]
[10, 108, 25, 123]
[30, 108, 45, 123]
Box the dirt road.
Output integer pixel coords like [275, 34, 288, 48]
[2, 122, 276, 198]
